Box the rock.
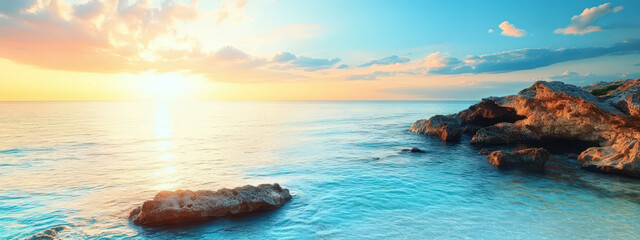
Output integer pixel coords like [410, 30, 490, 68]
[478, 148, 492, 155]
[605, 79, 640, 118]
[400, 147, 425, 153]
[567, 154, 579, 159]
[486, 148, 549, 171]
[458, 99, 526, 133]
[130, 183, 292, 226]
[409, 99, 525, 142]
[470, 122, 535, 145]
[578, 135, 640, 177]
[581, 79, 632, 91]
[410, 114, 463, 142]
[412, 79, 640, 177]
[27, 225, 69, 240]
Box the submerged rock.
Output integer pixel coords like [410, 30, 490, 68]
[400, 147, 425, 153]
[486, 148, 549, 171]
[27, 225, 69, 240]
[130, 183, 292, 226]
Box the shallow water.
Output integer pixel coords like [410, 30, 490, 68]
[1, 101, 639, 239]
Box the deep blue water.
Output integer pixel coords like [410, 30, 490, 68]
[1, 101, 639, 239]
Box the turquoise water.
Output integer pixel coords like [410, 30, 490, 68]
[1, 101, 640, 239]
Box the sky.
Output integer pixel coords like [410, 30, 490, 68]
[0, 0, 639, 101]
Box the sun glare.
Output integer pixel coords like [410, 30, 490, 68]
[139, 71, 200, 101]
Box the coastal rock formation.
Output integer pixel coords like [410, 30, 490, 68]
[486, 148, 549, 170]
[27, 225, 69, 240]
[411, 79, 640, 177]
[130, 183, 292, 226]
[604, 79, 640, 118]
[409, 100, 525, 142]
[410, 115, 463, 141]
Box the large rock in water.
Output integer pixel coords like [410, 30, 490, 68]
[409, 99, 525, 142]
[410, 114, 463, 142]
[130, 183, 292, 226]
[487, 148, 549, 171]
[412, 79, 640, 177]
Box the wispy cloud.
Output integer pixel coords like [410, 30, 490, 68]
[271, 52, 341, 71]
[429, 39, 640, 74]
[555, 2, 623, 35]
[358, 55, 410, 67]
[499, 21, 526, 37]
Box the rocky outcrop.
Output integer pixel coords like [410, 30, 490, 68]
[27, 226, 69, 240]
[410, 99, 525, 142]
[412, 79, 640, 177]
[487, 148, 549, 171]
[410, 114, 463, 141]
[130, 183, 291, 226]
[604, 79, 640, 118]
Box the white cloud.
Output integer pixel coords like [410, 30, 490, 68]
[554, 3, 623, 35]
[216, 0, 250, 24]
[488, 29, 494, 33]
[499, 21, 526, 37]
[424, 52, 460, 68]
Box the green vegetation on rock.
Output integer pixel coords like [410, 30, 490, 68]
[590, 84, 621, 96]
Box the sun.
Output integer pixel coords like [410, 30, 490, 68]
[138, 71, 201, 101]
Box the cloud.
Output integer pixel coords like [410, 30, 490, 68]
[358, 55, 410, 67]
[499, 21, 526, 37]
[212, 46, 249, 61]
[216, 0, 250, 24]
[348, 71, 393, 80]
[488, 29, 494, 33]
[271, 52, 341, 71]
[424, 52, 460, 68]
[336, 64, 350, 69]
[554, 3, 623, 35]
[543, 71, 639, 86]
[73, 0, 104, 20]
[429, 39, 640, 74]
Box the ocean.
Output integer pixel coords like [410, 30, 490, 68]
[1, 101, 639, 239]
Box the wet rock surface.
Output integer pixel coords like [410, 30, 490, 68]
[130, 183, 292, 226]
[487, 148, 549, 171]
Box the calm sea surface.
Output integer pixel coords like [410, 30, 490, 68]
[1, 101, 640, 239]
